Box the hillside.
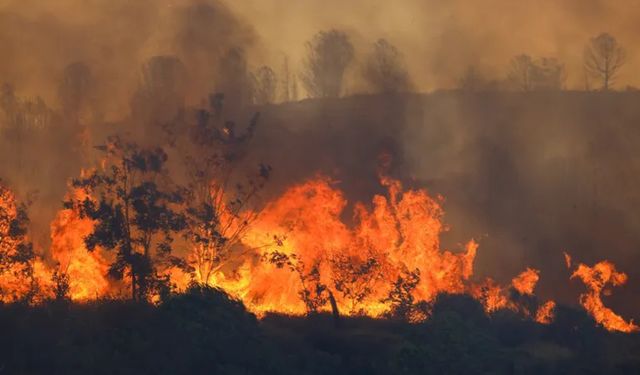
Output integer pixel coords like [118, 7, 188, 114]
[245, 91, 640, 319]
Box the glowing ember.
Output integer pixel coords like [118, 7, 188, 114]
[569, 258, 638, 333]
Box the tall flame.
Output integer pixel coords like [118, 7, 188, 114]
[211, 176, 479, 316]
[49, 189, 111, 301]
[569, 258, 638, 333]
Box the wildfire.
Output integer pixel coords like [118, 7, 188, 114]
[0, 181, 53, 303]
[512, 268, 540, 295]
[212, 175, 506, 318]
[50, 189, 111, 301]
[535, 301, 556, 324]
[569, 258, 639, 333]
[8, 170, 640, 333]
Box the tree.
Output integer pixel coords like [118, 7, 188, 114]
[266, 250, 329, 315]
[584, 33, 626, 91]
[131, 55, 187, 128]
[58, 62, 96, 122]
[330, 254, 381, 314]
[382, 268, 429, 322]
[508, 54, 534, 91]
[251, 66, 278, 105]
[0, 180, 36, 303]
[508, 55, 566, 91]
[180, 101, 270, 286]
[530, 57, 566, 91]
[216, 48, 253, 108]
[363, 38, 411, 93]
[67, 137, 186, 301]
[301, 30, 354, 98]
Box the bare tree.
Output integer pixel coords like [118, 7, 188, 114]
[251, 66, 277, 105]
[301, 30, 354, 98]
[363, 39, 411, 93]
[180, 103, 270, 286]
[508, 54, 534, 91]
[584, 33, 626, 91]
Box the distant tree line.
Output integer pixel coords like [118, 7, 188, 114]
[460, 32, 628, 93]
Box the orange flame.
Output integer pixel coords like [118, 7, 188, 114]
[535, 300, 556, 324]
[569, 258, 638, 332]
[512, 268, 540, 295]
[49, 189, 111, 301]
[206, 176, 478, 317]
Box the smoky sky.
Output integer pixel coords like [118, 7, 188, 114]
[3, 0, 640, 103]
[230, 0, 640, 90]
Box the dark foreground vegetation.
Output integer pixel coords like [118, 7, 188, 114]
[0, 286, 638, 375]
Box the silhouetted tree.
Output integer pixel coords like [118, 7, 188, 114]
[508, 54, 534, 91]
[180, 101, 270, 286]
[67, 138, 186, 301]
[530, 57, 566, 90]
[217, 48, 253, 108]
[508, 55, 566, 91]
[584, 33, 626, 90]
[131, 55, 187, 129]
[330, 254, 381, 314]
[301, 30, 354, 98]
[58, 62, 96, 122]
[382, 268, 429, 322]
[0, 180, 36, 303]
[363, 38, 411, 93]
[251, 66, 278, 104]
[267, 251, 328, 314]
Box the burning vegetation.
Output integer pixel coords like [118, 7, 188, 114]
[1, 133, 637, 334]
[2, 1, 640, 373]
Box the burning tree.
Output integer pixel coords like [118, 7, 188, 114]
[67, 137, 186, 301]
[180, 101, 270, 286]
[0, 180, 37, 303]
[266, 250, 329, 315]
[382, 268, 429, 322]
[330, 253, 382, 315]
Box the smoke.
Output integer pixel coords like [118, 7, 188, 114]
[230, 0, 640, 90]
[0, 0, 257, 245]
[242, 91, 640, 320]
[0, 0, 256, 113]
[1, 0, 639, 318]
